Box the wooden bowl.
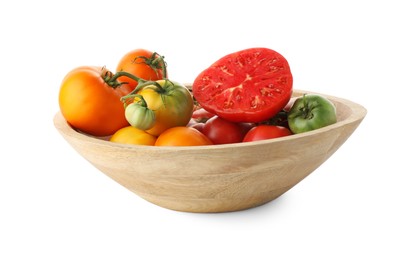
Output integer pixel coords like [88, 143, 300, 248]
[53, 89, 366, 213]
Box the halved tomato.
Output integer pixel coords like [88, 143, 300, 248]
[192, 48, 293, 123]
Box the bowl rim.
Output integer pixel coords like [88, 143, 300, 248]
[53, 89, 367, 151]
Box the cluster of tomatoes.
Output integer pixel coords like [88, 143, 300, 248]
[58, 47, 337, 146]
[188, 107, 291, 144]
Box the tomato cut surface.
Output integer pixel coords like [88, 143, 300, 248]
[192, 48, 293, 123]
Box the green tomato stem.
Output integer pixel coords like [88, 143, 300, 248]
[110, 71, 146, 85]
[101, 69, 147, 89]
[138, 95, 148, 107]
[130, 80, 164, 95]
[294, 94, 310, 120]
[287, 94, 313, 120]
[101, 68, 120, 89]
[153, 54, 168, 79]
[121, 94, 149, 107]
[121, 80, 167, 106]
[102, 52, 167, 89]
[134, 52, 168, 79]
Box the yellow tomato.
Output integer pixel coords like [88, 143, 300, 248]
[137, 80, 194, 136]
[110, 126, 156, 146]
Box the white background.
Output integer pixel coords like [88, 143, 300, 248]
[1, 0, 419, 259]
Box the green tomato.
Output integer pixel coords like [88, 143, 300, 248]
[137, 80, 194, 136]
[287, 94, 337, 134]
[121, 79, 194, 136]
[125, 102, 156, 130]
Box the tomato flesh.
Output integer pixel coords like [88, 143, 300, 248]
[192, 48, 293, 123]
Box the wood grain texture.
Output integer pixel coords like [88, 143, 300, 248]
[53, 89, 367, 213]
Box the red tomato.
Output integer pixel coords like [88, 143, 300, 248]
[202, 116, 253, 145]
[190, 122, 205, 132]
[155, 127, 213, 146]
[283, 96, 298, 112]
[191, 108, 216, 123]
[243, 125, 292, 142]
[192, 47, 293, 123]
[116, 49, 166, 91]
[58, 66, 131, 136]
[187, 119, 205, 132]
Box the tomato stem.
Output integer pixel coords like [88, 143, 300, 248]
[138, 95, 148, 107]
[300, 94, 314, 119]
[107, 71, 147, 86]
[137, 80, 164, 93]
[101, 68, 121, 88]
[103, 52, 167, 89]
[120, 80, 167, 105]
[258, 110, 288, 126]
[134, 52, 168, 79]
[121, 93, 148, 108]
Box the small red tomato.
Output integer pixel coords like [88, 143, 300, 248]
[239, 122, 255, 135]
[243, 125, 292, 142]
[192, 108, 216, 123]
[187, 118, 205, 132]
[202, 116, 251, 144]
[283, 97, 298, 112]
[190, 122, 205, 132]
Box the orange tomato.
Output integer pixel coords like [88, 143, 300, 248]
[110, 126, 156, 145]
[58, 66, 131, 136]
[155, 127, 213, 146]
[116, 49, 166, 91]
